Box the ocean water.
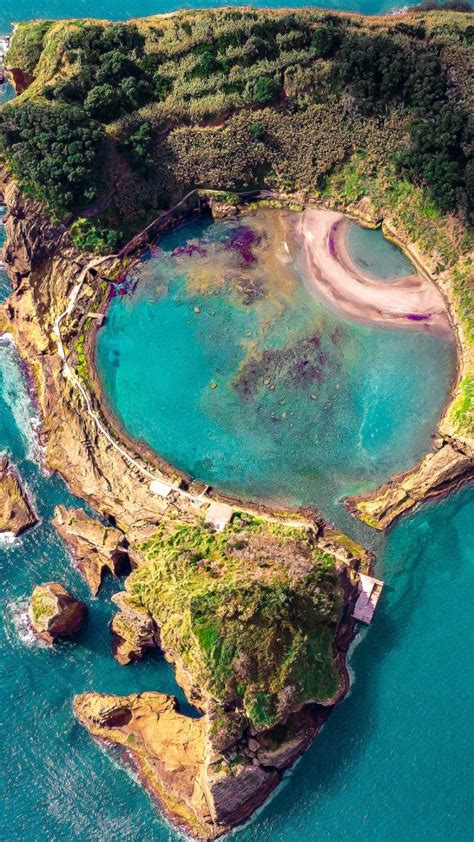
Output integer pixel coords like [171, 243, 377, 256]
[1, 330, 473, 842]
[0, 131, 472, 842]
[96, 212, 455, 530]
[0, 0, 411, 38]
[347, 223, 416, 281]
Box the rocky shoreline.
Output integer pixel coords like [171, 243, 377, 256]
[0, 164, 471, 835]
[0, 168, 373, 838]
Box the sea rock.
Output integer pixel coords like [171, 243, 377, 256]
[73, 690, 279, 840]
[53, 505, 130, 595]
[110, 591, 159, 665]
[28, 582, 86, 644]
[348, 443, 474, 529]
[0, 454, 37, 536]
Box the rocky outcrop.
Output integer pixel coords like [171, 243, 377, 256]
[0, 454, 37, 536]
[53, 505, 130, 595]
[347, 442, 474, 530]
[28, 582, 86, 643]
[73, 690, 329, 839]
[110, 591, 159, 665]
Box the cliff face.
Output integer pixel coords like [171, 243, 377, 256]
[348, 442, 474, 530]
[0, 168, 192, 535]
[53, 505, 131, 595]
[0, 168, 365, 838]
[0, 454, 37, 535]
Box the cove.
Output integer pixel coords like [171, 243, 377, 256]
[96, 210, 456, 528]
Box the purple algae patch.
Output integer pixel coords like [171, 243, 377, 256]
[225, 226, 262, 263]
[171, 243, 207, 258]
[406, 313, 431, 321]
[328, 227, 337, 259]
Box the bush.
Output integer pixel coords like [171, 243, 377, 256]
[252, 77, 281, 104]
[0, 102, 105, 212]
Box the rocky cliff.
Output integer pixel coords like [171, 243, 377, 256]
[28, 581, 86, 643]
[0, 454, 37, 535]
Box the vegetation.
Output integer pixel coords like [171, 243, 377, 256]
[129, 516, 344, 729]
[0, 10, 472, 437]
[0, 10, 472, 229]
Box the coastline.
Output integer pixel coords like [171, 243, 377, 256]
[296, 209, 451, 334]
[0, 170, 470, 835]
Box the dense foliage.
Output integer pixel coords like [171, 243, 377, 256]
[0, 101, 104, 210]
[129, 517, 343, 729]
[0, 10, 472, 229]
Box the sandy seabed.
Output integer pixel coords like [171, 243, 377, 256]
[296, 209, 451, 334]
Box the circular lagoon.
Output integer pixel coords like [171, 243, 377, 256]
[96, 210, 456, 520]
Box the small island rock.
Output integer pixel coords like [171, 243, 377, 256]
[53, 505, 130, 595]
[0, 455, 37, 536]
[28, 582, 86, 644]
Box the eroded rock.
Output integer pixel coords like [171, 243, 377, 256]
[348, 443, 474, 529]
[53, 505, 130, 595]
[28, 582, 86, 644]
[0, 455, 37, 536]
[110, 591, 159, 665]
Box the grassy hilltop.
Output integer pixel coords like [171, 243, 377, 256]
[128, 518, 345, 729]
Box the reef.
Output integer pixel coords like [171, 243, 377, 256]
[0, 454, 37, 536]
[53, 505, 131, 595]
[28, 582, 86, 644]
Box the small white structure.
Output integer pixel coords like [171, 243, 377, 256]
[205, 501, 233, 532]
[149, 478, 174, 498]
[353, 573, 384, 624]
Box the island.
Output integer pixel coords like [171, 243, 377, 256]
[0, 7, 472, 838]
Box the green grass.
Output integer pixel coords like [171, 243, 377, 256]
[128, 516, 345, 729]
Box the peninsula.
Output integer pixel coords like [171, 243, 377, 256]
[0, 7, 472, 838]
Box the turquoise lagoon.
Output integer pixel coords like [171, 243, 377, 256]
[1, 211, 473, 842]
[97, 212, 455, 529]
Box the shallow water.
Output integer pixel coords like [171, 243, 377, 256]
[347, 223, 416, 281]
[96, 212, 456, 528]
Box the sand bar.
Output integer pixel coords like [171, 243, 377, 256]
[297, 210, 451, 334]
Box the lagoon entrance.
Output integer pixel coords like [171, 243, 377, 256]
[96, 210, 455, 524]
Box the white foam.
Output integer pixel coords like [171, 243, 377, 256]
[0, 334, 42, 461]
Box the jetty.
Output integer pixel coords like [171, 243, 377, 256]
[353, 573, 384, 624]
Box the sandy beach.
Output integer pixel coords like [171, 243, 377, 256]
[297, 210, 451, 334]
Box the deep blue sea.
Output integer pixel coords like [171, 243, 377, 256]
[1, 6, 473, 839]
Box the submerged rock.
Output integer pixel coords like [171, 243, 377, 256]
[53, 505, 130, 595]
[0, 455, 37, 536]
[28, 582, 86, 644]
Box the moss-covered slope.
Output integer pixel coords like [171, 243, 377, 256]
[126, 516, 345, 729]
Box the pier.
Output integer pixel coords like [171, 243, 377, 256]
[353, 573, 384, 624]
